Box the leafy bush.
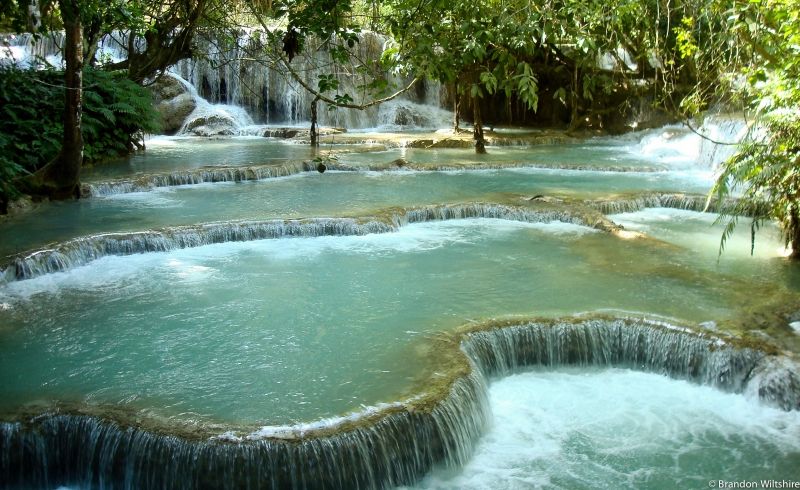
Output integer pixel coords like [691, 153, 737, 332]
[0, 65, 160, 205]
[81, 69, 161, 163]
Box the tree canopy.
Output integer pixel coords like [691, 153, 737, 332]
[2, 0, 800, 257]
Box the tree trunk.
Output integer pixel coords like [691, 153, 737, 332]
[60, 0, 84, 187]
[472, 98, 486, 154]
[310, 95, 320, 147]
[453, 82, 460, 132]
[790, 208, 800, 260]
[569, 64, 580, 130]
[20, 0, 84, 200]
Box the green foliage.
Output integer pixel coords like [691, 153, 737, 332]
[81, 69, 160, 162]
[0, 67, 63, 194]
[0, 65, 159, 202]
[702, 0, 800, 257]
[710, 110, 800, 255]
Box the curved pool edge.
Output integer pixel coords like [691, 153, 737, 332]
[2, 315, 798, 489]
[1, 201, 612, 283]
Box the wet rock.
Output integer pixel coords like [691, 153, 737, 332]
[4, 195, 36, 217]
[149, 75, 196, 134]
[260, 128, 301, 138]
[405, 139, 434, 148]
[428, 138, 473, 149]
[183, 114, 238, 137]
[526, 195, 563, 204]
[388, 105, 426, 126]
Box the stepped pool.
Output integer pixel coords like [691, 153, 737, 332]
[1, 128, 800, 489]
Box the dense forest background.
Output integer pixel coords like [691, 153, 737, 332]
[1, 0, 799, 255]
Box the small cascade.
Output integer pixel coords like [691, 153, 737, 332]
[175, 73, 256, 136]
[627, 117, 748, 169]
[374, 100, 453, 130]
[586, 192, 742, 216]
[1, 317, 798, 489]
[463, 319, 762, 393]
[2, 219, 393, 282]
[696, 115, 749, 167]
[461, 318, 800, 410]
[83, 162, 322, 196]
[0, 370, 490, 490]
[633, 125, 701, 166]
[0, 32, 63, 67]
[1, 204, 597, 284]
[400, 203, 586, 228]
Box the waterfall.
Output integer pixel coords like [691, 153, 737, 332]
[0, 371, 490, 490]
[0, 32, 64, 68]
[696, 115, 749, 167]
[2, 29, 446, 131]
[628, 117, 749, 169]
[586, 192, 744, 216]
[1, 317, 797, 489]
[82, 161, 374, 197]
[1, 203, 604, 283]
[172, 72, 256, 136]
[2, 219, 394, 282]
[463, 319, 762, 392]
[400, 203, 587, 228]
[374, 100, 453, 131]
[171, 31, 443, 130]
[83, 163, 314, 196]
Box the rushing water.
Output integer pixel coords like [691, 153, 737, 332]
[1, 130, 799, 489]
[0, 167, 712, 258]
[1, 218, 760, 425]
[411, 367, 800, 489]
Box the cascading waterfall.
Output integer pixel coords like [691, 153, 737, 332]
[173, 72, 257, 136]
[2, 29, 446, 131]
[0, 371, 490, 490]
[82, 158, 677, 198]
[630, 117, 748, 168]
[1, 203, 601, 283]
[1, 317, 798, 489]
[696, 115, 749, 167]
[0, 32, 64, 67]
[171, 31, 442, 129]
[586, 192, 742, 216]
[464, 320, 761, 393]
[82, 162, 329, 196]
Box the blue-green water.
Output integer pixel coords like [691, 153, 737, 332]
[0, 168, 712, 258]
[1, 133, 798, 487]
[1, 218, 750, 424]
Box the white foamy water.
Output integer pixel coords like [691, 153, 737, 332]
[412, 368, 800, 489]
[633, 125, 702, 167]
[610, 208, 788, 260]
[0, 219, 595, 302]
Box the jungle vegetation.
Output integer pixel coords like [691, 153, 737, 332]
[0, 0, 798, 257]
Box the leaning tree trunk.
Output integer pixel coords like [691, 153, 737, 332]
[20, 0, 84, 200]
[453, 82, 460, 132]
[790, 208, 800, 260]
[310, 95, 320, 147]
[472, 98, 486, 154]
